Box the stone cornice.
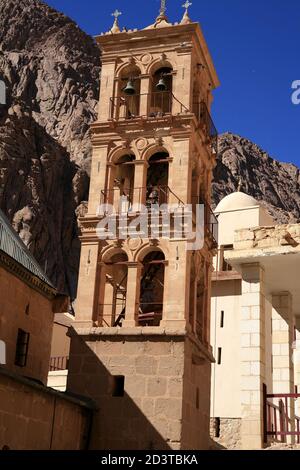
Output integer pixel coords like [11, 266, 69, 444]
[69, 326, 214, 363]
[0, 250, 56, 300]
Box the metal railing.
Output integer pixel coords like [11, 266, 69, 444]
[110, 91, 189, 120]
[193, 101, 218, 155]
[98, 303, 163, 327]
[264, 387, 300, 444]
[49, 356, 69, 371]
[205, 203, 219, 248]
[100, 185, 184, 210]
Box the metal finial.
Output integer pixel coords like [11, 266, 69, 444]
[160, 0, 167, 16]
[157, 0, 167, 21]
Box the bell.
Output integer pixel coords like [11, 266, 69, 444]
[123, 79, 136, 95]
[156, 77, 167, 92]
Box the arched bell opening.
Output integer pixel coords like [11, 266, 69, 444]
[118, 65, 141, 119]
[138, 250, 165, 326]
[111, 154, 136, 211]
[101, 252, 128, 327]
[150, 66, 173, 117]
[146, 152, 169, 207]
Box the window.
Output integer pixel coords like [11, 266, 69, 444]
[15, 329, 30, 367]
[196, 387, 200, 409]
[111, 375, 125, 397]
[217, 347, 222, 365]
[214, 418, 221, 438]
[220, 311, 225, 328]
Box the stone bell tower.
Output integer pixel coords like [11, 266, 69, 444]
[68, 2, 219, 450]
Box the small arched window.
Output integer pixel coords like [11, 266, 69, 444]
[139, 250, 165, 326]
[117, 65, 141, 119]
[150, 67, 173, 117]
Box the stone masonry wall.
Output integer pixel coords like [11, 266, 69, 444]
[181, 337, 211, 450]
[68, 332, 187, 450]
[0, 369, 91, 450]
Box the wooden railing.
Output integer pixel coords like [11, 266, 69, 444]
[49, 356, 69, 371]
[264, 386, 300, 444]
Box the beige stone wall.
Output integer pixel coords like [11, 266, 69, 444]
[0, 265, 54, 384]
[50, 323, 70, 358]
[210, 279, 241, 419]
[67, 331, 212, 450]
[181, 337, 211, 450]
[0, 370, 91, 450]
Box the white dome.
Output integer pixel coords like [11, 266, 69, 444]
[215, 192, 259, 213]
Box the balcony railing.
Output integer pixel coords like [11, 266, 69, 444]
[204, 203, 219, 248]
[49, 356, 69, 371]
[100, 185, 184, 210]
[110, 91, 189, 121]
[193, 101, 218, 155]
[109, 92, 218, 155]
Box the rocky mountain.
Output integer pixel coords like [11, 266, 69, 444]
[213, 133, 300, 224]
[0, 0, 299, 298]
[0, 0, 100, 297]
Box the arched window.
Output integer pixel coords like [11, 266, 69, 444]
[139, 250, 165, 326]
[150, 66, 173, 117]
[117, 65, 141, 119]
[101, 252, 128, 327]
[146, 152, 169, 206]
[111, 154, 135, 211]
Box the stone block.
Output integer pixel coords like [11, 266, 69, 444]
[125, 376, 146, 397]
[241, 320, 261, 334]
[135, 356, 158, 375]
[241, 293, 261, 308]
[154, 398, 182, 420]
[147, 377, 167, 397]
[241, 334, 251, 347]
[168, 378, 183, 397]
[158, 355, 184, 376]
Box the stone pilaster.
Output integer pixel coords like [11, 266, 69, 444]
[123, 262, 142, 327]
[272, 292, 294, 394]
[240, 263, 266, 449]
[75, 242, 100, 326]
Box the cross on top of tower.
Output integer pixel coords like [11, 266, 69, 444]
[182, 0, 192, 12]
[112, 9, 122, 20]
[181, 0, 192, 24]
[110, 9, 122, 34]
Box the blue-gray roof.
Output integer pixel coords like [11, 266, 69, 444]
[0, 208, 54, 288]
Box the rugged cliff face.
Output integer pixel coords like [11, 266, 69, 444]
[0, 0, 100, 297]
[0, 0, 299, 298]
[213, 133, 300, 224]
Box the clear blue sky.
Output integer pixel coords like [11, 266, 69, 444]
[46, 0, 300, 166]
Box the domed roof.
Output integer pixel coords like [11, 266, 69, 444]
[215, 192, 259, 213]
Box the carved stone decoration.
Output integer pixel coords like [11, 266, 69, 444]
[127, 237, 142, 252]
[155, 136, 164, 147]
[122, 139, 131, 150]
[140, 53, 152, 65]
[135, 137, 148, 150]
